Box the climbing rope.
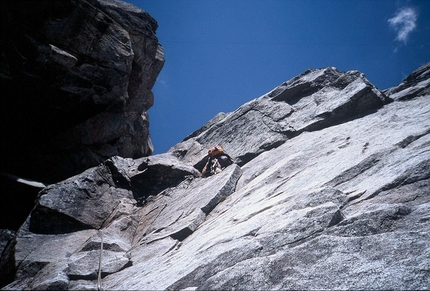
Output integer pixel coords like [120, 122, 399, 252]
[97, 230, 104, 291]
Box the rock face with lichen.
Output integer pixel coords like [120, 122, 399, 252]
[1, 60, 429, 290]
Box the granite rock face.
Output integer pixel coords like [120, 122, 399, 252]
[385, 61, 430, 100]
[0, 0, 164, 233]
[0, 0, 164, 183]
[171, 67, 391, 168]
[1, 62, 429, 290]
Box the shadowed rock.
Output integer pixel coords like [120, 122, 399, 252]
[0, 0, 164, 184]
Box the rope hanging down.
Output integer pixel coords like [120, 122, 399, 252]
[97, 230, 104, 291]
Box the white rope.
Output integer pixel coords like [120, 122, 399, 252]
[97, 230, 104, 291]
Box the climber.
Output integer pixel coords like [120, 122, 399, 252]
[201, 145, 234, 177]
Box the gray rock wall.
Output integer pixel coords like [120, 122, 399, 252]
[1, 61, 429, 290]
[0, 0, 164, 183]
[384, 62, 430, 100]
[0, 0, 164, 232]
[170, 67, 391, 168]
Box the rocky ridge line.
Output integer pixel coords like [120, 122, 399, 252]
[172, 67, 391, 168]
[0, 0, 164, 183]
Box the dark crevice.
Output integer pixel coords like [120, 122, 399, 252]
[395, 129, 430, 148]
[104, 159, 131, 190]
[193, 157, 210, 173]
[327, 210, 345, 227]
[170, 227, 194, 242]
[235, 152, 260, 167]
[0, 175, 41, 231]
[364, 159, 430, 202]
[324, 152, 387, 188]
[345, 190, 367, 205]
[117, 259, 133, 273]
[81, 242, 125, 252]
[130, 164, 196, 207]
[68, 259, 132, 281]
[0, 236, 18, 288]
[271, 83, 322, 105]
[29, 205, 92, 234]
[259, 139, 287, 151]
[282, 229, 325, 249]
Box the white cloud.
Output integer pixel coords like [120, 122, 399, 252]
[388, 7, 417, 43]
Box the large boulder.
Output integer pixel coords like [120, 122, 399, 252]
[0, 154, 204, 289]
[29, 154, 201, 234]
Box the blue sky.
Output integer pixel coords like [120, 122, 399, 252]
[127, 0, 430, 154]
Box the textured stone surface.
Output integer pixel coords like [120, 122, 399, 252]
[0, 0, 164, 240]
[28, 154, 200, 235]
[1, 62, 430, 290]
[0, 156, 240, 290]
[170, 67, 391, 168]
[385, 61, 430, 100]
[0, 0, 164, 183]
[0, 230, 14, 258]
